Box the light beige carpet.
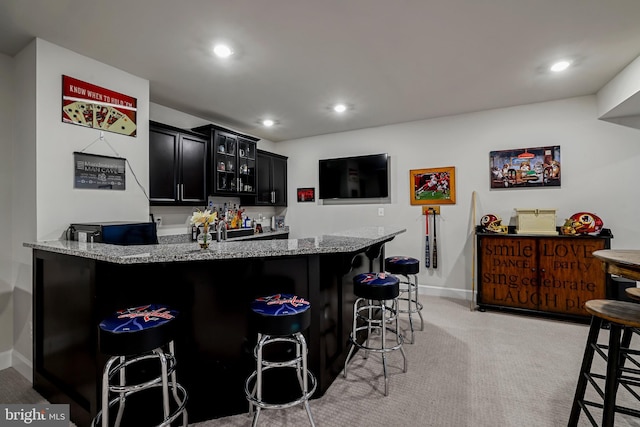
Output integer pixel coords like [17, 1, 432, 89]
[2, 295, 640, 426]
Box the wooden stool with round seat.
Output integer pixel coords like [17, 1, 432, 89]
[625, 287, 640, 302]
[568, 299, 640, 427]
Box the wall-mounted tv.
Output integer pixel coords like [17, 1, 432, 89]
[319, 153, 390, 200]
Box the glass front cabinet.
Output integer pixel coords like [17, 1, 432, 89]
[193, 125, 258, 197]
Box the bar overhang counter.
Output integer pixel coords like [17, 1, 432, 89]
[25, 226, 405, 426]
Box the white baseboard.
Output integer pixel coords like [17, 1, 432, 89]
[11, 350, 32, 383]
[0, 349, 11, 370]
[419, 285, 472, 301]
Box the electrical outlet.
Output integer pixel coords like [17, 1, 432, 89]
[155, 216, 162, 228]
[378, 208, 384, 216]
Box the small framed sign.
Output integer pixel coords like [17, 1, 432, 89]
[74, 152, 126, 190]
[297, 187, 315, 202]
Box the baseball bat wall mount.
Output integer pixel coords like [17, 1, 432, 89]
[422, 206, 440, 269]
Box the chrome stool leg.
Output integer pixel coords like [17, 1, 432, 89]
[399, 273, 424, 343]
[344, 295, 406, 396]
[413, 274, 424, 332]
[381, 303, 389, 396]
[246, 333, 317, 426]
[299, 333, 316, 427]
[344, 297, 362, 378]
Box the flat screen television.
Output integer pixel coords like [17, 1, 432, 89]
[319, 153, 390, 200]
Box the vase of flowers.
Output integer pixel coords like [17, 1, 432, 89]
[190, 209, 217, 249]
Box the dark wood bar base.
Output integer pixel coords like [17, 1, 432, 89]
[32, 242, 388, 425]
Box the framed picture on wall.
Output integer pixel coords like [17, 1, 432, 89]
[410, 166, 456, 205]
[297, 187, 315, 202]
[62, 75, 138, 137]
[489, 146, 561, 189]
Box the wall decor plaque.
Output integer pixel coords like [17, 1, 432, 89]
[74, 152, 126, 190]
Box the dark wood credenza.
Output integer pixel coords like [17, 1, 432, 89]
[476, 229, 613, 321]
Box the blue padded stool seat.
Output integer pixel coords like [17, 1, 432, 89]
[250, 294, 311, 336]
[385, 256, 419, 275]
[99, 304, 179, 356]
[93, 304, 188, 427]
[246, 294, 316, 426]
[353, 273, 400, 301]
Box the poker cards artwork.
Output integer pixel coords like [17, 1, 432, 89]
[62, 75, 137, 137]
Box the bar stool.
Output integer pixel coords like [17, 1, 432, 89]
[385, 256, 424, 344]
[93, 304, 188, 427]
[245, 294, 316, 427]
[344, 272, 407, 396]
[626, 287, 640, 302]
[568, 299, 640, 427]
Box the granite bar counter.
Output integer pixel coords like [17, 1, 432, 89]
[26, 226, 405, 426]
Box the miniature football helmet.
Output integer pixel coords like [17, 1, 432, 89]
[561, 212, 603, 235]
[480, 214, 508, 234]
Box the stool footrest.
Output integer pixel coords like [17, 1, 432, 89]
[395, 297, 424, 314]
[245, 371, 317, 410]
[107, 353, 178, 394]
[92, 382, 188, 427]
[348, 325, 405, 353]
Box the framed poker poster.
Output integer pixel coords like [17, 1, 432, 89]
[62, 75, 138, 137]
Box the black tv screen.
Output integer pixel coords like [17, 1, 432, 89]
[319, 153, 389, 199]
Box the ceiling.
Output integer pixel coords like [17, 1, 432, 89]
[1, 0, 640, 142]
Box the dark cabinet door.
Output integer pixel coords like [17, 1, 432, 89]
[149, 122, 207, 205]
[179, 133, 207, 204]
[254, 150, 288, 206]
[256, 151, 272, 204]
[149, 126, 179, 202]
[202, 126, 257, 197]
[271, 155, 287, 206]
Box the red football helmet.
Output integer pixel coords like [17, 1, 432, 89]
[480, 214, 508, 233]
[568, 212, 603, 234]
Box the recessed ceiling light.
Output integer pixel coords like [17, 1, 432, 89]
[262, 119, 275, 127]
[550, 60, 571, 72]
[213, 44, 234, 58]
[333, 104, 347, 113]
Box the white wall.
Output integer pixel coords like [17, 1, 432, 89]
[279, 96, 640, 298]
[597, 54, 640, 119]
[0, 52, 14, 367]
[10, 40, 37, 377]
[36, 39, 151, 241]
[8, 39, 152, 374]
